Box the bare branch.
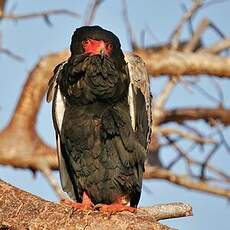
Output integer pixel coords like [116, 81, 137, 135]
[165, 136, 230, 183]
[153, 2, 208, 118]
[84, 0, 104, 26]
[169, 0, 204, 49]
[134, 49, 230, 78]
[37, 159, 66, 200]
[0, 32, 24, 61]
[0, 47, 24, 61]
[144, 166, 230, 198]
[217, 128, 230, 155]
[122, 0, 137, 49]
[153, 76, 179, 113]
[140, 203, 192, 221]
[1, 9, 80, 22]
[200, 143, 220, 180]
[183, 18, 209, 52]
[0, 180, 192, 229]
[199, 38, 230, 54]
[156, 127, 216, 144]
[158, 107, 230, 125]
[185, 79, 223, 105]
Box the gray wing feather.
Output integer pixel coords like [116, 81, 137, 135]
[125, 53, 152, 145]
[47, 61, 76, 200]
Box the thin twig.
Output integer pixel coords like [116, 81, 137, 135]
[1, 9, 80, 22]
[200, 143, 220, 180]
[154, 77, 179, 111]
[156, 127, 216, 144]
[0, 32, 24, 61]
[165, 136, 230, 182]
[166, 154, 183, 170]
[183, 18, 209, 52]
[37, 159, 66, 200]
[199, 38, 230, 53]
[0, 47, 24, 61]
[122, 0, 137, 49]
[204, 0, 229, 8]
[185, 80, 222, 105]
[209, 78, 224, 107]
[84, 0, 104, 26]
[153, 10, 208, 124]
[170, 0, 204, 50]
[216, 125, 230, 155]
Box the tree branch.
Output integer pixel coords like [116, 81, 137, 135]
[199, 38, 230, 54]
[1, 9, 80, 21]
[169, 0, 203, 49]
[158, 107, 230, 125]
[134, 49, 230, 78]
[155, 127, 216, 144]
[144, 166, 230, 198]
[0, 180, 192, 230]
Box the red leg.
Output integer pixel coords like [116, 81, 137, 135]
[95, 196, 136, 214]
[61, 192, 94, 210]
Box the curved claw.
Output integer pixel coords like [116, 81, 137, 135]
[61, 192, 94, 210]
[94, 203, 136, 214]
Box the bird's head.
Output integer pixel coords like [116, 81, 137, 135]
[70, 26, 126, 67]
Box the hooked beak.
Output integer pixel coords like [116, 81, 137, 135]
[99, 48, 105, 59]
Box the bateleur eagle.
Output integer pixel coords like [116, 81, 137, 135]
[47, 26, 152, 211]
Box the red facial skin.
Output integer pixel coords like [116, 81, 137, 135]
[82, 39, 113, 56]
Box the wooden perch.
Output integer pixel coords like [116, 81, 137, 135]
[0, 180, 192, 230]
[134, 49, 230, 78]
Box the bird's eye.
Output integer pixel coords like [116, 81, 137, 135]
[106, 43, 113, 50]
[82, 40, 90, 46]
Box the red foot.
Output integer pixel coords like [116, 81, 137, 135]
[97, 203, 136, 214]
[61, 192, 94, 210]
[94, 196, 136, 214]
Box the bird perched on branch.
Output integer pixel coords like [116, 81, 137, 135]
[47, 26, 151, 213]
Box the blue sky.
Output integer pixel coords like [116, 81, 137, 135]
[0, 1, 229, 229]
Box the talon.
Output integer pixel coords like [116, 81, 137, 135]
[93, 203, 103, 210]
[61, 192, 94, 211]
[98, 203, 136, 214]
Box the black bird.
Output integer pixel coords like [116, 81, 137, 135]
[47, 26, 152, 212]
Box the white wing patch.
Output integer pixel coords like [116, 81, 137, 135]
[54, 86, 65, 131]
[128, 83, 136, 131]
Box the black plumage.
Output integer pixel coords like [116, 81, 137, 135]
[47, 26, 151, 208]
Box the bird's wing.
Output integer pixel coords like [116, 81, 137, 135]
[125, 53, 152, 148]
[46, 61, 76, 200]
